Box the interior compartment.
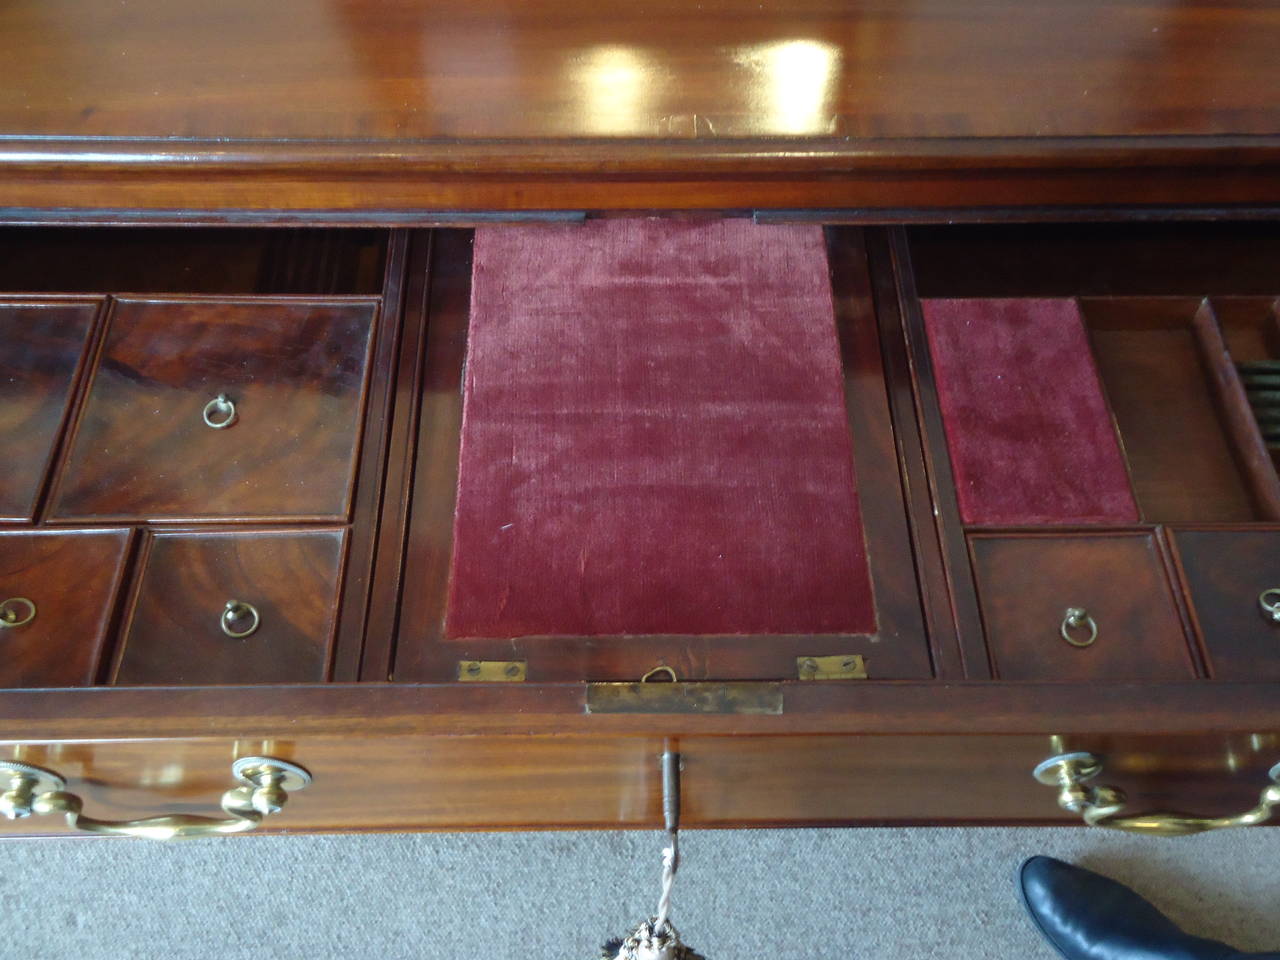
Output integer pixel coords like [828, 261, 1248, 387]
[1213, 297, 1280, 472]
[392, 225, 931, 682]
[0, 228, 387, 296]
[909, 222, 1280, 299]
[0, 225, 397, 689]
[1080, 297, 1275, 523]
[908, 223, 1280, 526]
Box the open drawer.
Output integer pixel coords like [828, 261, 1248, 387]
[0, 219, 1277, 839]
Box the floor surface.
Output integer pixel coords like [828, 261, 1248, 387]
[4, 826, 1279, 959]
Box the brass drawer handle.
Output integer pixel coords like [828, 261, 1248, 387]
[0, 756, 311, 840]
[1059, 607, 1097, 647]
[0, 597, 36, 629]
[221, 600, 260, 638]
[202, 394, 238, 429]
[1259, 589, 1280, 624]
[1034, 750, 1280, 836]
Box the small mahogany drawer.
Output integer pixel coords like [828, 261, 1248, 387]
[0, 299, 100, 522]
[48, 297, 378, 523]
[0, 529, 132, 686]
[1170, 529, 1280, 680]
[113, 528, 347, 685]
[969, 533, 1195, 681]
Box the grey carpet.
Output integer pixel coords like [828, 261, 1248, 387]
[3, 827, 1278, 959]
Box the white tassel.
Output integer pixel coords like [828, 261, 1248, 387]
[601, 918, 703, 960]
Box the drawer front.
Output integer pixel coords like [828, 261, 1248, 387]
[114, 529, 346, 684]
[0, 730, 1272, 834]
[1172, 529, 1280, 680]
[0, 529, 132, 686]
[970, 534, 1195, 681]
[0, 300, 99, 521]
[49, 298, 377, 522]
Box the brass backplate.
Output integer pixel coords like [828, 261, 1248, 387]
[796, 654, 867, 680]
[457, 660, 527, 682]
[585, 682, 783, 715]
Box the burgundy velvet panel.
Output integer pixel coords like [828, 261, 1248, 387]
[921, 297, 1138, 526]
[445, 219, 876, 639]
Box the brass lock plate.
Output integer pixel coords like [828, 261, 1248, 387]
[585, 682, 783, 715]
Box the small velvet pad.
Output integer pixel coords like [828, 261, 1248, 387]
[921, 297, 1139, 526]
[445, 219, 876, 639]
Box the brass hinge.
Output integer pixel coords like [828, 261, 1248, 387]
[796, 654, 867, 680]
[457, 660, 527, 682]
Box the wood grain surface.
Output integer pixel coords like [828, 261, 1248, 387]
[0, 529, 132, 687]
[2, 0, 1280, 209]
[0, 299, 100, 521]
[969, 533, 1197, 682]
[48, 297, 378, 522]
[1171, 528, 1280, 682]
[4, 0, 1279, 143]
[113, 529, 347, 685]
[0, 728, 1275, 834]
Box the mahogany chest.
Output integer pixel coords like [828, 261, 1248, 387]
[1, 0, 1279, 838]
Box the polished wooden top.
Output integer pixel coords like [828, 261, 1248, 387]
[3, 0, 1280, 212]
[8, 0, 1280, 141]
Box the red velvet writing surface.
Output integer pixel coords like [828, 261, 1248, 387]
[445, 219, 876, 639]
[921, 297, 1138, 526]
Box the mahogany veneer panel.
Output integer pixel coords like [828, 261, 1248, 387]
[1172, 529, 1280, 682]
[0, 529, 132, 686]
[49, 297, 378, 523]
[447, 219, 874, 639]
[2, 729, 1275, 834]
[0, 299, 99, 521]
[114, 529, 346, 685]
[970, 534, 1195, 682]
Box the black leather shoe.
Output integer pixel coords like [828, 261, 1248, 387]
[1018, 855, 1280, 960]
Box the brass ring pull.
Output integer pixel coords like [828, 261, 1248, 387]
[202, 394, 237, 429]
[1258, 589, 1280, 624]
[1034, 750, 1280, 836]
[220, 600, 260, 639]
[0, 597, 36, 629]
[1059, 607, 1098, 647]
[0, 757, 311, 840]
[640, 665, 679, 683]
